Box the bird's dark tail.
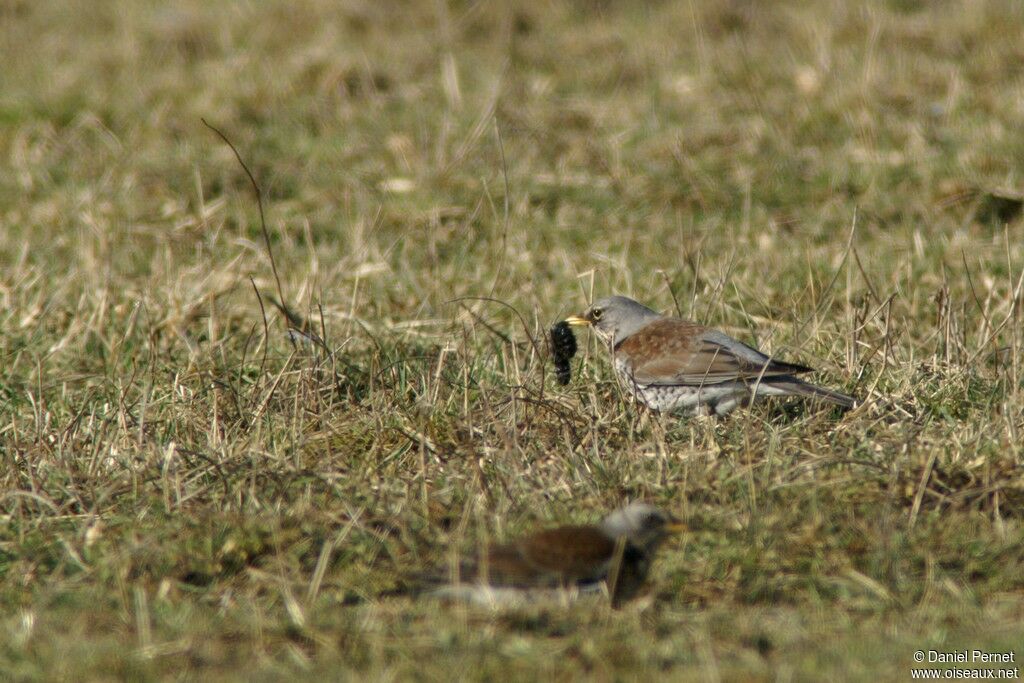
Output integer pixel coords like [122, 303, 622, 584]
[765, 378, 857, 409]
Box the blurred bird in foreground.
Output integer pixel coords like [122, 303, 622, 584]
[418, 502, 685, 607]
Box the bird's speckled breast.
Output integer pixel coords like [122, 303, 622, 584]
[612, 354, 747, 415]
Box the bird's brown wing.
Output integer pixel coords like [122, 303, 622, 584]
[617, 318, 812, 386]
[517, 526, 617, 583]
[465, 526, 615, 588]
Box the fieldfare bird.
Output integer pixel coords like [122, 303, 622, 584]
[565, 295, 856, 416]
[422, 502, 684, 606]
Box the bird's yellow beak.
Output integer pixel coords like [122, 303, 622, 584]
[564, 315, 591, 327]
[664, 520, 688, 534]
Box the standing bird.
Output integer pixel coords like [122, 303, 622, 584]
[565, 296, 856, 416]
[421, 502, 685, 607]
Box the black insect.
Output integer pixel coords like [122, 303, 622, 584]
[550, 321, 577, 385]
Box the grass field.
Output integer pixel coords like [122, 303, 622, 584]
[2, 0, 1024, 680]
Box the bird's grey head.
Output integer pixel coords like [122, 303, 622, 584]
[565, 296, 662, 346]
[599, 502, 685, 553]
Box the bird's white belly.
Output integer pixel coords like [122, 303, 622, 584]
[429, 583, 604, 606]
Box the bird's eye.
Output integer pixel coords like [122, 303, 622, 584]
[591, 308, 603, 321]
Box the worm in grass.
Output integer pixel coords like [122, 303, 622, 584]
[550, 321, 577, 385]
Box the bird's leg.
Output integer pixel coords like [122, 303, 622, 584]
[692, 403, 713, 418]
